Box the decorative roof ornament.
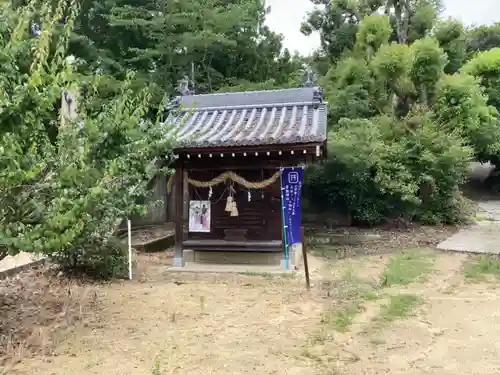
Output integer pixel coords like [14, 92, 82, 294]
[312, 87, 324, 109]
[60, 91, 78, 127]
[30, 22, 41, 37]
[176, 75, 194, 96]
[300, 66, 317, 88]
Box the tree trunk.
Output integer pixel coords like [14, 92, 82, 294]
[419, 84, 428, 105]
[402, 0, 411, 43]
[394, 3, 405, 44]
[393, 0, 409, 44]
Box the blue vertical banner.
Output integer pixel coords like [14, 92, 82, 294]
[280, 167, 303, 252]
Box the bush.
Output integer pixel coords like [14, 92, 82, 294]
[432, 73, 500, 164]
[462, 48, 500, 111]
[307, 13, 498, 225]
[51, 238, 130, 279]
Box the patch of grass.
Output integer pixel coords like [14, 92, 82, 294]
[463, 255, 500, 281]
[370, 337, 386, 345]
[308, 327, 333, 345]
[381, 250, 433, 286]
[309, 244, 345, 259]
[237, 271, 295, 279]
[320, 268, 383, 333]
[321, 303, 363, 332]
[472, 213, 495, 222]
[361, 290, 381, 301]
[152, 357, 161, 375]
[299, 348, 324, 363]
[375, 294, 421, 325]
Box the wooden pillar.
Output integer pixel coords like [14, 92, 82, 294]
[167, 176, 175, 221]
[183, 170, 189, 236]
[172, 166, 185, 267]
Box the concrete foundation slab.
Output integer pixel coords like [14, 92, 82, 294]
[172, 256, 185, 267]
[166, 262, 295, 275]
[193, 251, 282, 266]
[437, 222, 500, 254]
[183, 249, 194, 262]
[437, 200, 500, 255]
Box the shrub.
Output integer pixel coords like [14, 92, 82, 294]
[51, 237, 130, 279]
[304, 115, 472, 225]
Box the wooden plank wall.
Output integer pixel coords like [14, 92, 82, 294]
[118, 174, 169, 229]
[187, 169, 282, 241]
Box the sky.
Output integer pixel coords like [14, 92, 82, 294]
[264, 0, 500, 55]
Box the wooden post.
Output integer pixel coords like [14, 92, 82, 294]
[280, 193, 288, 269]
[172, 166, 185, 267]
[182, 170, 189, 238]
[167, 175, 175, 221]
[301, 226, 310, 290]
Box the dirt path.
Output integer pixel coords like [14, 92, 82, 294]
[8, 269, 325, 375]
[5, 246, 500, 375]
[315, 251, 500, 375]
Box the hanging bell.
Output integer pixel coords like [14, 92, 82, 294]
[247, 191, 251, 202]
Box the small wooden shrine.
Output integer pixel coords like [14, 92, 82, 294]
[166, 79, 328, 267]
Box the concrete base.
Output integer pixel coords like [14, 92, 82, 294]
[289, 243, 303, 270]
[192, 250, 282, 266]
[178, 242, 305, 270]
[280, 258, 290, 269]
[172, 256, 185, 267]
[183, 249, 195, 262]
[166, 262, 294, 275]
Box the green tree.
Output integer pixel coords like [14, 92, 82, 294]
[462, 48, 500, 111]
[461, 48, 500, 168]
[301, 0, 384, 61]
[0, 2, 174, 277]
[301, 0, 441, 61]
[68, 0, 300, 103]
[433, 18, 467, 74]
[433, 73, 500, 164]
[466, 23, 500, 58]
[305, 9, 496, 225]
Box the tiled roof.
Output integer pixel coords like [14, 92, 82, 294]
[165, 87, 328, 149]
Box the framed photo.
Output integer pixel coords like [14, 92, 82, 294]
[188, 200, 211, 232]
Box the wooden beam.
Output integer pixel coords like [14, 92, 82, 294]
[182, 170, 189, 228]
[180, 154, 308, 170]
[175, 142, 324, 155]
[172, 165, 185, 267]
[171, 142, 327, 170]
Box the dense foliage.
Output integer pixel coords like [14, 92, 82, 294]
[303, 0, 500, 224]
[70, 0, 302, 105]
[2, 0, 500, 274]
[0, 2, 174, 276]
